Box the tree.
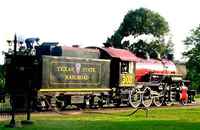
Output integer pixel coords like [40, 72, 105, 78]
[183, 25, 200, 90]
[106, 8, 172, 58]
[0, 65, 5, 89]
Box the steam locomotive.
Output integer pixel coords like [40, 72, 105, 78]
[4, 36, 195, 111]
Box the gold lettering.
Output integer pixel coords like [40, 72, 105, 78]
[82, 67, 96, 73]
[65, 75, 89, 81]
[56, 66, 74, 73]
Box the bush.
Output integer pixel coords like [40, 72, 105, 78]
[0, 78, 5, 90]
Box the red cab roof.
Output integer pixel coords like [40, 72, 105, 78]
[102, 47, 138, 61]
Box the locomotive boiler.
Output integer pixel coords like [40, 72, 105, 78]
[4, 36, 195, 111]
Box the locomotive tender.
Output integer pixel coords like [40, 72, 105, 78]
[4, 36, 194, 111]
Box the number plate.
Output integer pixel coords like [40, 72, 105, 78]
[119, 74, 135, 87]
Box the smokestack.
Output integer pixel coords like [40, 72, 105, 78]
[167, 54, 174, 61]
[72, 45, 80, 48]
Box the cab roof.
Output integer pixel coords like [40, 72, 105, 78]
[101, 47, 138, 61]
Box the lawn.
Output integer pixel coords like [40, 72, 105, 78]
[0, 106, 200, 130]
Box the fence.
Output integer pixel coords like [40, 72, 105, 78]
[0, 95, 12, 120]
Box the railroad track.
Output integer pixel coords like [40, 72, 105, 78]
[1, 101, 199, 118]
[31, 101, 200, 116]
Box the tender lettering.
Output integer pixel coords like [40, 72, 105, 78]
[82, 67, 96, 73]
[65, 75, 89, 80]
[57, 66, 75, 73]
[56, 66, 96, 73]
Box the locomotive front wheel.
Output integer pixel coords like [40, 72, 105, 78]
[129, 90, 141, 108]
[141, 87, 152, 108]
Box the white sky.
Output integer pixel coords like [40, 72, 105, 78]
[0, 0, 200, 64]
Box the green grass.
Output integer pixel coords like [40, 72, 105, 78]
[195, 94, 200, 99]
[1, 106, 200, 130]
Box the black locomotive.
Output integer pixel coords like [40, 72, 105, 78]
[4, 35, 196, 111]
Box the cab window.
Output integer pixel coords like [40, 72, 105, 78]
[121, 61, 129, 73]
[121, 61, 134, 74]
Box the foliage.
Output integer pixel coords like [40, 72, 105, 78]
[183, 25, 200, 90]
[1, 107, 200, 130]
[106, 8, 173, 58]
[0, 65, 5, 89]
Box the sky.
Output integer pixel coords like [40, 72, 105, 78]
[0, 0, 200, 64]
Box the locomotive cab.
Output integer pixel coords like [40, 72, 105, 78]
[94, 47, 137, 88]
[88, 47, 139, 106]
